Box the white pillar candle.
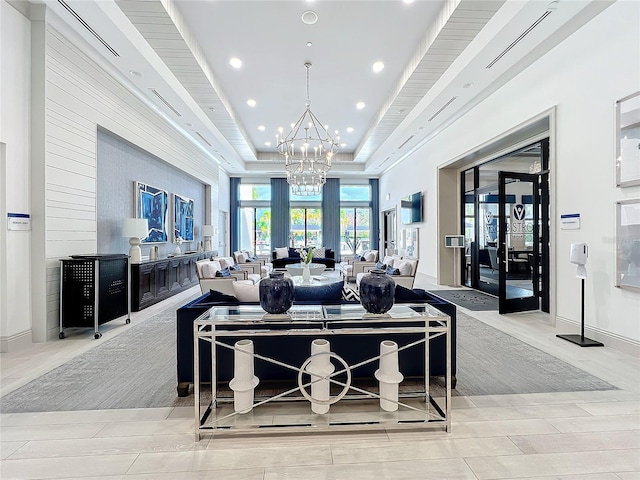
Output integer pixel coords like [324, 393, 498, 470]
[374, 340, 404, 412]
[228, 339, 259, 414]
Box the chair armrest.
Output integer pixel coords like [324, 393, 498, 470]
[229, 270, 248, 281]
[239, 263, 261, 275]
[391, 275, 415, 289]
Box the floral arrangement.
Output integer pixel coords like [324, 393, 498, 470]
[296, 247, 313, 264]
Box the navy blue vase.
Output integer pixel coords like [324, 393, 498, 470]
[259, 272, 294, 314]
[359, 269, 395, 314]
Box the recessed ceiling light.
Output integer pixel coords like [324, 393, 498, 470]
[403, 0, 415, 3]
[463, 82, 474, 89]
[372, 61, 384, 73]
[306, 41, 313, 47]
[229, 57, 242, 69]
[340, 143, 347, 148]
[301, 10, 318, 25]
[346, 127, 354, 133]
[247, 99, 256, 107]
[356, 101, 366, 110]
[264, 141, 272, 147]
[258, 125, 266, 131]
[129, 70, 142, 77]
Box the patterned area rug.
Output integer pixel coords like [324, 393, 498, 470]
[0, 305, 615, 412]
[428, 289, 498, 311]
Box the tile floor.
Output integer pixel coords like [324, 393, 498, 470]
[1, 275, 639, 479]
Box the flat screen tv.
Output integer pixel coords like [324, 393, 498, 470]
[400, 192, 422, 224]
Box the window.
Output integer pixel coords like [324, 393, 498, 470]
[340, 208, 370, 255]
[239, 184, 271, 254]
[339, 184, 371, 255]
[290, 208, 322, 248]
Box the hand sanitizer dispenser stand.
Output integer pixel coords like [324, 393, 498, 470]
[556, 243, 604, 347]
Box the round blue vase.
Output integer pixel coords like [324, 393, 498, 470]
[359, 269, 395, 314]
[259, 271, 294, 314]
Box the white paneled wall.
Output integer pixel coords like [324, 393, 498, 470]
[35, 23, 220, 341]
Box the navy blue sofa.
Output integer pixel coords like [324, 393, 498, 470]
[175, 285, 456, 397]
[272, 248, 336, 269]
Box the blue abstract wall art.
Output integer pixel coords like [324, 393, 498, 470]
[136, 181, 168, 243]
[174, 193, 194, 242]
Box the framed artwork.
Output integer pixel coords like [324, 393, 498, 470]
[616, 91, 640, 187]
[616, 199, 640, 291]
[136, 181, 168, 243]
[400, 227, 419, 258]
[174, 193, 194, 242]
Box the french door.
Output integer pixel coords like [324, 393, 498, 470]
[497, 172, 540, 314]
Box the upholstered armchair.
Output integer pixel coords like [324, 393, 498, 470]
[355, 257, 418, 290]
[233, 250, 273, 277]
[338, 250, 379, 282]
[195, 259, 258, 296]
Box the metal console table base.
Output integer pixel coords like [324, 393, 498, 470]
[193, 304, 451, 441]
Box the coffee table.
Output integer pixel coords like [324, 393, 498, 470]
[285, 262, 326, 277]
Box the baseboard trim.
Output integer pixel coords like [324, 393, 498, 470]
[556, 316, 640, 357]
[0, 329, 33, 353]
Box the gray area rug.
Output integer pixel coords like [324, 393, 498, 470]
[0, 305, 615, 413]
[429, 289, 498, 311]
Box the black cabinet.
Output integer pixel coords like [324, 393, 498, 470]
[59, 254, 130, 339]
[131, 251, 212, 311]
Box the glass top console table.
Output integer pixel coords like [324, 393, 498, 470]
[193, 303, 451, 440]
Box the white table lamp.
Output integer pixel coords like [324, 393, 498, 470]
[202, 224, 214, 251]
[122, 218, 149, 263]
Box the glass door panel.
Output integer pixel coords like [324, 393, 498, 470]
[498, 172, 539, 314]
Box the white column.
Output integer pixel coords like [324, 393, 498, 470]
[374, 340, 404, 412]
[306, 339, 334, 414]
[228, 339, 259, 414]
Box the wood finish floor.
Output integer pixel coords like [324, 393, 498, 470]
[1, 276, 639, 479]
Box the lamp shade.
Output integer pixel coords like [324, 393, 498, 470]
[122, 218, 148, 239]
[201, 224, 214, 236]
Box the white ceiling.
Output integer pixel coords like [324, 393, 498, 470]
[35, 0, 614, 178]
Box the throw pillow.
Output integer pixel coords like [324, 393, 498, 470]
[312, 247, 326, 258]
[375, 261, 387, 270]
[353, 253, 362, 261]
[363, 251, 376, 262]
[236, 252, 247, 263]
[232, 280, 260, 303]
[294, 280, 344, 304]
[275, 247, 289, 259]
[397, 260, 415, 276]
[229, 264, 241, 271]
[394, 285, 424, 302]
[385, 265, 400, 275]
[341, 284, 360, 303]
[215, 267, 231, 277]
[207, 289, 240, 305]
[382, 255, 394, 267]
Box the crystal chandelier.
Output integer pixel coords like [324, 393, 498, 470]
[276, 63, 339, 196]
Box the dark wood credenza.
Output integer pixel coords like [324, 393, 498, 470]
[131, 251, 214, 311]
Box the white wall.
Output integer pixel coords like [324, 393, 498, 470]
[0, 1, 33, 351]
[381, 1, 640, 348]
[2, 3, 222, 347]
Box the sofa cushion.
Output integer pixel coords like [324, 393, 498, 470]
[382, 255, 394, 267]
[232, 280, 260, 302]
[363, 250, 377, 262]
[294, 280, 344, 304]
[235, 252, 247, 263]
[312, 246, 326, 258]
[275, 247, 289, 259]
[375, 261, 386, 270]
[200, 261, 221, 278]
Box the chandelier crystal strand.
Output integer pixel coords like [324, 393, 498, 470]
[277, 63, 339, 195]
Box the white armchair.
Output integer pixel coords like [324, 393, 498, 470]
[196, 259, 260, 295]
[355, 257, 419, 290]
